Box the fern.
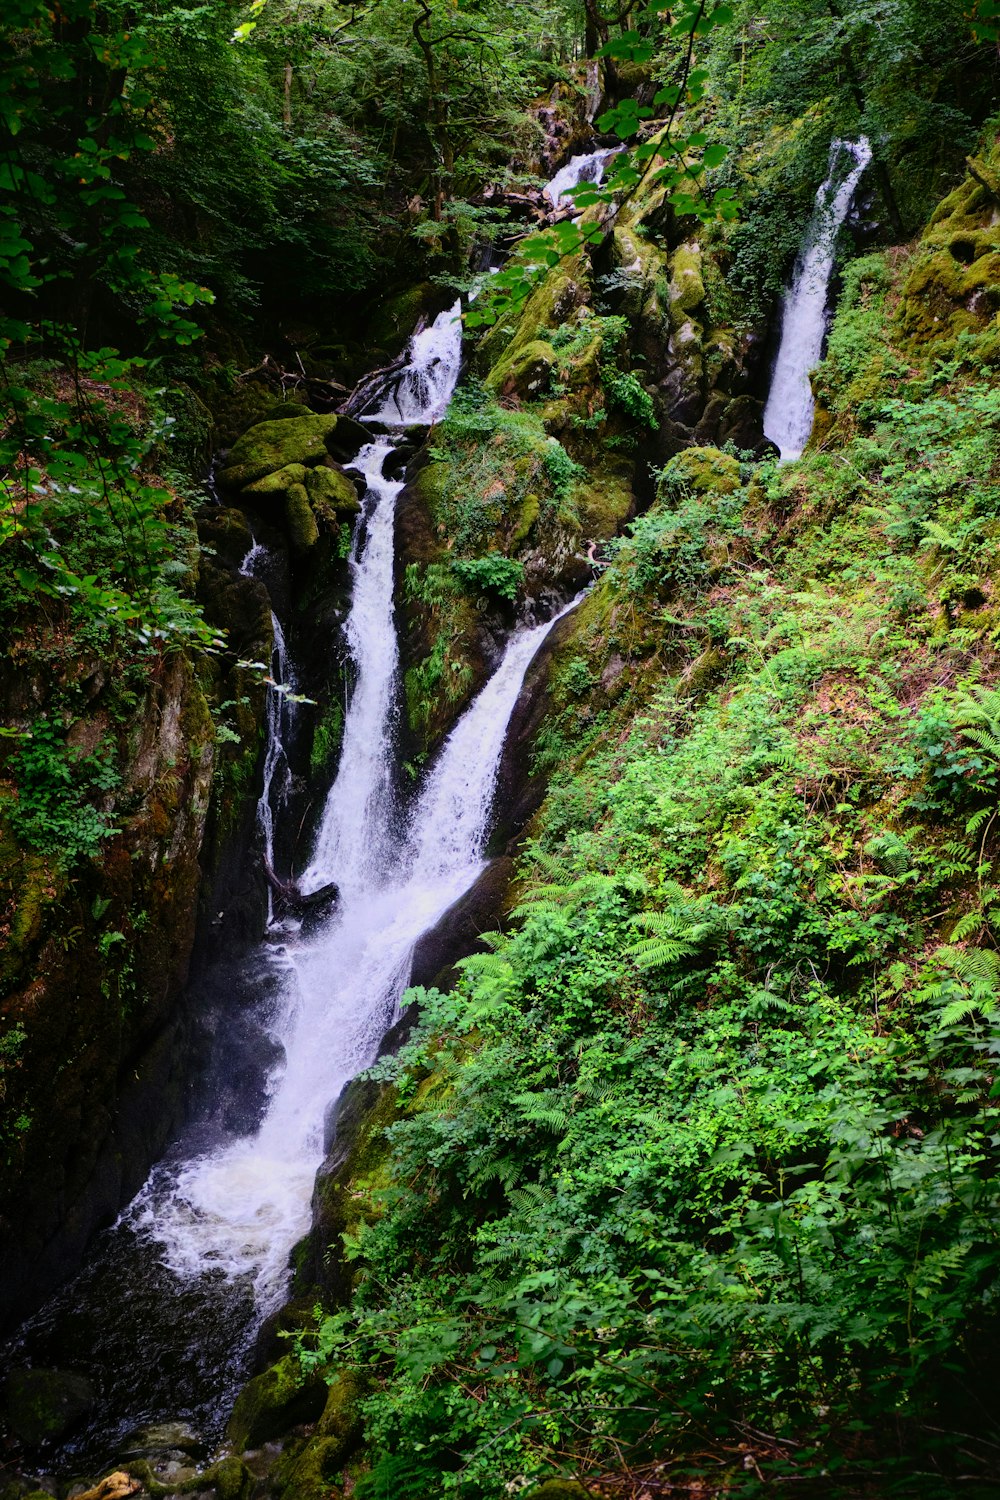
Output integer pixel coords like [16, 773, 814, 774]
[949, 909, 984, 944]
[865, 832, 913, 876]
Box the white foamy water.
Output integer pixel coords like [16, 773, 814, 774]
[302, 441, 403, 894]
[362, 300, 463, 425]
[136, 604, 576, 1307]
[544, 146, 618, 211]
[763, 137, 871, 462]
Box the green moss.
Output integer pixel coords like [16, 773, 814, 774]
[269, 1371, 365, 1500]
[310, 697, 345, 776]
[218, 414, 340, 489]
[265, 400, 317, 421]
[478, 267, 587, 370]
[485, 338, 556, 399]
[574, 463, 634, 536]
[285, 483, 320, 553]
[512, 491, 541, 543]
[226, 1354, 327, 1452]
[206, 1456, 253, 1500]
[662, 446, 741, 497]
[670, 239, 706, 314]
[304, 464, 361, 518]
[241, 461, 308, 497]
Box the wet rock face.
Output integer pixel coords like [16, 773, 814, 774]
[0, 650, 218, 1335]
[3, 1368, 97, 1449]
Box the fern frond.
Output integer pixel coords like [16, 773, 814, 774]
[949, 910, 984, 944]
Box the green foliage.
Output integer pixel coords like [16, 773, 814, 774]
[452, 553, 525, 604]
[467, 2, 739, 329]
[8, 718, 119, 862]
[295, 187, 1000, 1495]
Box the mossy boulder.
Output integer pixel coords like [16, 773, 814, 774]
[477, 266, 587, 370]
[526, 1482, 590, 1500]
[203, 1455, 253, 1500]
[226, 1354, 327, 1452]
[285, 483, 320, 553]
[670, 239, 705, 314]
[304, 464, 361, 517]
[3, 1367, 96, 1447]
[662, 446, 741, 497]
[265, 401, 316, 421]
[485, 339, 556, 399]
[217, 414, 340, 489]
[241, 462, 308, 498]
[267, 1371, 365, 1500]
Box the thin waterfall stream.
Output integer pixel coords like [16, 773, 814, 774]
[3, 297, 581, 1467]
[239, 539, 298, 926]
[763, 137, 872, 461]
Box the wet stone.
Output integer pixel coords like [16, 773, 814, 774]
[3, 1368, 96, 1448]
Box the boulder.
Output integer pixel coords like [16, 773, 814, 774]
[217, 414, 340, 490]
[304, 465, 361, 517]
[242, 462, 308, 498]
[285, 483, 320, 553]
[486, 339, 556, 399]
[4, 1367, 96, 1448]
[226, 1354, 327, 1452]
[663, 445, 741, 497]
[264, 401, 317, 421]
[326, 414, 377, 462]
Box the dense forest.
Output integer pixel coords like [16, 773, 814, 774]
[3, 1, 1000, 1497]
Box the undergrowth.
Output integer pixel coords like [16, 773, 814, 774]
[296, 205, 1000, 1497]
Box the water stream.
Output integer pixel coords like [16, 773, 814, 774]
[3, 295, 579, 1468]
[763, 137, 872, 462]
[240, 541, 297, 925]
[544, 146, 618, 211]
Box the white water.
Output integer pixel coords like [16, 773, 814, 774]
[361, 299, 463, 425]
[544, 146, 617, 212]
[302, 441, 403, 894]
[240, 543, 297, 923]
[763, 137, 872, 462]
[134, 290, 578, 1311]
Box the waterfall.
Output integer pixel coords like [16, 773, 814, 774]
[762, 137, 872, 462]
[544, 146, 618, 211]
[130, 292, 577, 1313]
[240, 542, 297, 923]
[302, 442, 403, 895]
[361, 300, 463, 425]
[4, 159, 584, 1462]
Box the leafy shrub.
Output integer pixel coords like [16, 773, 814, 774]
[452, 553, 525, 603]
[8, 718, 120, 861]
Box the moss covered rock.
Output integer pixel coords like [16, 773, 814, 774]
[3, 1367, 95, 1447]
[265, 401, 317, 421]
[217, 414, 340, 489]
[226, 1354, 327, 1452]
[304, 464, 361, 517]
[670, 239, 706, 313]
[485, 339, 556, 399]
[285, 483, 320, 553]
[663, 446, 741, 497]
[266, 1371, 365, 1500]
[241, 462, 308, 498]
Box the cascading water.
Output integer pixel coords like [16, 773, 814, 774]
[763, 137, 872, 462]
[240, 541, 297, 923]
[362, 300, 463, 425]
[544, 146, 618, 211]
[4, 179, 580, 1473]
